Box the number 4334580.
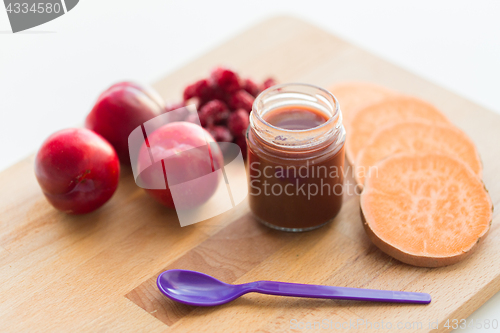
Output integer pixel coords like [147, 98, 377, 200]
[6, 2, 62, 14]
[444, 318, 498, 330]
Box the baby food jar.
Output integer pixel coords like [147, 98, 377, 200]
[246, 83, 346, 232]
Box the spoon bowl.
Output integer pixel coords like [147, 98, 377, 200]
[157, 270, 247, 306]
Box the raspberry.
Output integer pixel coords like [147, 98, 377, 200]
[199, 100, 230, 125]
[211, 85, 227, 100]
[197, 109, 209, 127]
[183, 79, 213, 101]
[227, 90, 254, 112]
[242, 78, 260, 97]
[234, 135, 247, 159]
[261, 77, 277, 90]
[228, 109, 249, 136]
[210, 67, 241, 94]
[207, 125, 233, 143]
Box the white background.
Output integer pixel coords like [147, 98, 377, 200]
[1, 1, 499, 330]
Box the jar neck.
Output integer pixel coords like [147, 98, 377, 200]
[249, 83, 344, 153]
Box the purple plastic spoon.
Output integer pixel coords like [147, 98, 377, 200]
[157, 269, 431, 306]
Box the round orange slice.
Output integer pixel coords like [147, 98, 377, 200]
[346, 96, 450, 165]
[328, 82, 395, 130]
[355, 121, 482, 186]
[360, 153, 492, 267]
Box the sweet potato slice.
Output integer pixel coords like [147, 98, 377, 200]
[346, 96, 450, 165]
[355, 121, 482, 186]
[328, 82, 395, 130]
[360, 153, 492, 267]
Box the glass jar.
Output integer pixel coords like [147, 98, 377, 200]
[246, 83, 346, 232]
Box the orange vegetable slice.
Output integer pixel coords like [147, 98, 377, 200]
[360, 153, 492, 267]
[328, 82, 395, 130]
[346, 96, 450, 165]
[355, 121, 482, 186]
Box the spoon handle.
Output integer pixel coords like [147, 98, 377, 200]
[247, 281, 431, 304]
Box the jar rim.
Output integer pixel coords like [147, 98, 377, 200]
[252, 82, 341, 134]
[250, 82, 343, 150]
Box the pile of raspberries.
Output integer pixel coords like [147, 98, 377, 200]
[165, 66, 276, 157]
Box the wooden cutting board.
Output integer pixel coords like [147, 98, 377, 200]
[1, 16, 499, 333]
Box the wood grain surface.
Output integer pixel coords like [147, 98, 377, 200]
[1, 16, 500, 332]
